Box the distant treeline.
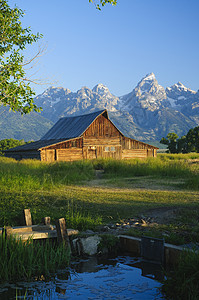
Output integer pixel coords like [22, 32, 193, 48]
[160, 126, 199, 154]
[0, 139, 31, 156]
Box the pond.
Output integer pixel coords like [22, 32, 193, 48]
[0, 256, 165, 299]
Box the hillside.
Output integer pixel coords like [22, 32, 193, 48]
[0, 107, 53, 141]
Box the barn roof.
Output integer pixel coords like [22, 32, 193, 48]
[41, 110, 108, 140]
[5, 139, 67, 152]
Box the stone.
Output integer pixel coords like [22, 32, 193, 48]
[101, 226, 111, 232]
[81, 236, 101, 256]
[72, 236, 102, 256]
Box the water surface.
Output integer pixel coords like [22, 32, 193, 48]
[0, 256, 164, 299]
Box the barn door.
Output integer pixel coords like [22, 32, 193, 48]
[87, 148, 97, 160]
[46, 150, 55, 162]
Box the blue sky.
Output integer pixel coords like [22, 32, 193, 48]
[8, 0, 199, 96]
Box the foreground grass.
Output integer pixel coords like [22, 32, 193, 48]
[162, 250, 199, 300]
[0, 233, 70, 282]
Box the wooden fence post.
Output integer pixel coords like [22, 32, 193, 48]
[42, 217, 51, 225]
[55, 218, 70, 247]
[23, 209, 32, 226]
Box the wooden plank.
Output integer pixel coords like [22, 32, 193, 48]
[147, 149, 154, 157]
[46, 150, 55, 162]
[121, 137, 156, 150]
[4, 225, 54, 235]
[83, 115, 120, 138]
[122, 149, 148, 159]
[83, 137, 120, 146]
[0, 228, 79, 240]
[56, 149, 83, 161]
[45, 138, 83, 150]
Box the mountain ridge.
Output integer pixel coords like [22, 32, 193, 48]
[33, 73, 199, 141]
[1, 73, 199, 142]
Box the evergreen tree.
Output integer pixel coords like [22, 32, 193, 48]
[186, 127, 199, 153]
[160, 133, 179, 153]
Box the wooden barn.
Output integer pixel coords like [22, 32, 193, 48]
[5, 110, 158, 161]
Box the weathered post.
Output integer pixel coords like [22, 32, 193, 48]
[42, 217, 51, 225]
[23, 209, 32, 226]
[55, 218, 70, 248]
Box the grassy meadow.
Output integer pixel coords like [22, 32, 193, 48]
[0, 154, 199, 243]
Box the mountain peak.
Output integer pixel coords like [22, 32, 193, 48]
[174, 82, 188, 89]
[135, 72, 164, 96]
[142, 73, 156, 81]
[168, 82, 196, 94]
[92, 83, 110, 95]
[136, 73, 158, 92]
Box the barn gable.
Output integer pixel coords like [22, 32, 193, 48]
[41, 110, 108, 140]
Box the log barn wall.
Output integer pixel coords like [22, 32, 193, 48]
[40, 138, 83, 162]
[83, 115, 122, 159]
[40, 148, 83, 162]
[121, 137, 157, 159]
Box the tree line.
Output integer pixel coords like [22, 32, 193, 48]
[160, 126, 199, 153]
[0, 139, 27, 156]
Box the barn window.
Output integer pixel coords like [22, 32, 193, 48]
[71, 141, 76, 147]
[111, 146, 115, 152]
[104, 146, 109, 152]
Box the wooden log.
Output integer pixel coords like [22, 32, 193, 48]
[23, 209, 32, 226]
[42, 217, 51, 225]
[55, 218, 70, 247]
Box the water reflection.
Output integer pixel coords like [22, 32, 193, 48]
[0, 256, 165, 299]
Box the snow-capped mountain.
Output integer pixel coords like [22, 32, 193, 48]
[33, 73, 199, 141]
[34, 84, 120, 123]
[166, 82, 196, 108]
[120, 73, 169, 112]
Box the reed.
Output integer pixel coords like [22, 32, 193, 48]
[162, 249, 199, 299]
[0, 232, 70, 282]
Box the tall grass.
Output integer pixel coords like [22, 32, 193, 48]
[65, 203, 102, 231]
[0, 157, 95, 192]
[1, 155, 198, 192]
[0, 232, 70, 282]
[93, 157, 193, 178]
[158, 153, 199, 161]
[162, 250, 199, 300]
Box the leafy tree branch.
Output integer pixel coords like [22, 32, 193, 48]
[0, 0, 43, 114]
[89, 0, 117, 10]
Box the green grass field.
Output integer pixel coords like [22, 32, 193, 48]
[1, 154, 199, 241]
